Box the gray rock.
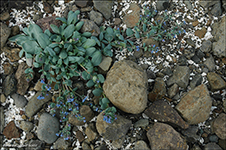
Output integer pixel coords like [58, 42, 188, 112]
[2, 74, 17, 97]
[134, 119, 149, 128]
[204, 143, 222, 150]
[196, 49, 205, 59]
[89, 10, 103, 25]
[1, 93, 6, 103]
[103, 60, 148, 114]
[11, 93, 28, 108]
[98, 56, 112, 71]
[74, 0, 88, 7]
[96, 111, 132, 141]
[145, 100, 189, 129]
[199, 0, 220, 8]
[0, 12, 10, 21]
[11, 25, 20, 36]
[167, 66, 190, 88]
[212, 113, 226, 140]
[82, 142, 92, 150]
[184, 48, 195, 59]
[0, 107, 4, 134]
[37, 113, 59, 144]
[186, 38, 196, 47]
[85, 123, 98, 142]
[211, 2, 222, 17]
[178, 56, 187, 66]
[223, 100, 226, 113]
[176, 84, 212, 124]
[168, 83, 179, 99]
[147, 122, 188, 150]
[52, 137, 70, 150]
[19, 121, 34, 132]
[212, 16, 226, 57]
[80, 19, 100, 36]
[204, 55, 215, 72]
[201, 40, 212, 53]
[209, 135, 219, 143]
[112, 137, 125, 149]
[190, 74, 203, 89]
[134, 140, 150, 150]
[207, 72, 226, 92]
[184, 1, 193, 10]
[223, 0, 226, 11]
[156, 0, 170, 11]
[25, 92, 52, 118]
[93, 0, 113, 19]
[0, 22, 11, 48]
[25, 140, 44, 150]
[181, 125, 200, 141]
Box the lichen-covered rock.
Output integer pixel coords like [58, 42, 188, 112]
[93, 0, 113, 19]
[176, 84, 212, 124]
[207, 72, 226, 92]
[212, 113, 226, 140]
[103, 60, 148, 114]
[147, 122, 188, 150]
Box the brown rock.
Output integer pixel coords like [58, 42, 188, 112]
[43, 2, 54, 13]
[147, 122, 188, 150]
[76, 130, 85, 143]
[69, 105, 94, 126]
[114, 18, 121, 25]
[0, 22, 11, 48]
[207, 72, 226, 92]
[2, 47, 21, 62]
[195, 27, 207, 38]
[192, 20, 199, 27]
[123, 3, 140, 28]
[148, 77, 166, 102]
[3, 62, 13, 75]
[212, 113, 226, 140]
[36, 16, 62, 33]
[15, 62, 33, 95]
[144, 100, 189, 129]
[11, 25, 20, 36]
[0, 12, 10, 21]
[176, 84, 212, 124]
[3, 121, 21, 139]
[103, 60, 148, 114]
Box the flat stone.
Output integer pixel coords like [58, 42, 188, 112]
[167, 66, 190, 88]
[0, 107, 4, 134]
[2, 74, 17, 97]
[52, 137, 70, 150]
[0, 12, 10, 21]
[19, 121, 34, 132]
[212, 113, 226, 140]
[11, 93, 28, 108]
[123, 3, 140, 28]
[168, 83, 179, 98]
[134, 119, 149, 128]
[204, 142, 223, 150]
[195, 27, 207, 38]
[0, 22, 11, 48]
[74, 0, 88, 7]
[207, 72, 226, 92]
[36, 16, 62, 33]
[80, 19, 100, 36]
[145, 100, 189, 129]
[134, 140, 150, 150]
[37, 113, 59, 144]
[148, 77, 166, 102]
[98, 56, 112, 71]
[147, 122, 188, 150]
[85, 123, 98, 142]
[3, 121, 21, 139]
[96, 111, 132, 141]
[93, 0, 113, 19]
[200, 40, 212, 53]
[25, 92, 52, 118]
[176, 84, 212, 124]
[190, 74, 203, 90]
[204, 55, 215, 72]
[103, 60, 148, 114]
[88, 10, 103, 25]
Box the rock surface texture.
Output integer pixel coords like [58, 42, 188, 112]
[103, 60, 148, 114]
[176, 84, 212, 124]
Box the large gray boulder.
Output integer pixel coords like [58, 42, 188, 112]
[103, 60, 148, 114]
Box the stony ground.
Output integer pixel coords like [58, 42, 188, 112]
[0, 0, 226, 150]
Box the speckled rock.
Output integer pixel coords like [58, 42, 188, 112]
[168, 83, 179, 98]
[1, 47, 21, 62]
[80, 19, 100, 36]
[0, 12, 10, 21]
[156, 0, 170, 11]
[19, 121, 34, 132]
[207, 72, 226, 92]
[204, 142, 223, 150]
[145, 100, 189, 129]
[134, 140, 150, 150]
[148, 77, 166, 102]
[147, 122, 188, 150]
[204, 55, 215, 72]
[2, 74, 17, 97]
[200, 40, 212, 53]
[3, 62, 13, 75]
[0, 22, 11, 48]
[190, 74, 203, 90]
[36, 16, 62, 33]
[74, 0, 88, 7]
[212, 113, 226, 140]
[123, 3, 140, 28]
[0, 107, 4, 134]
[98, 56, 112, 71]
[96, 111, 132, 141]
[195, 27, 207, 38]
[176, 84, 212, 124]
[167, 66, 190, 88]
[134, 119, 149, 128]
[85, 123, 98, 142]
[15, 62, 34, 95]
[11, 93, 28, 108]
[103, 60, 148, 114]
[89, 10, 103, 25]
[37, 113, 59, 144]
[25, 92, 52, 118]
[93, 0, 113, 19]
[52, 137, 70, 150]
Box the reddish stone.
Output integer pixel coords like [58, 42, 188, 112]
[195, 27, 207, 38]
[3, 121, 21, 139]
[76, 130, 85, 143]
[74, 0, 88, 7]
[36, 16, 62, 33]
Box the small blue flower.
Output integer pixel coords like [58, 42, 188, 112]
[60, 134, 63, 137]
[52, 114, 55, 117]
[83, 120, 86, 123]
[153, 45, 155, 48]
[151, 50, 154, 54]
[178, 30, 181, 34]
[82, 96, 88, 103]
[162, 39, 165, 42]
[136, 46, 140, 51]
[95, 108, 98, 111]
[140, 15, 142, 17]
[68, 108, 72, 111]
[174, 35, 176, 38]
[56, 104, 60, 107]
[96, 80, 100, 83]
[46, 86, 51, 91]
[37, 95, 45, 100]
[115, 117, 117, 120]
[147, 14, 149, 17]
[56, 133, 59, 136]
[40, 80, 45, 84]
[183, 21, 186, 24]
[117, 27, 119, 30]
[165, 10, 167, 12]
[164, 22, 166, 25]
[64, 137, 69, 140]
[183, 30, 186, 33]
[154, 10, 157, 13]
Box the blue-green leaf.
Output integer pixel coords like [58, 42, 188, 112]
[75, 21, 84, 31]
[21, 40, 38, 54]
[56, 17, 67, 24]
[86, 80, 95, 87]
[28, 23, 43, 40]
[59, 50, 67, 59]
[86, 47, 96, 57]
[99, 32, 104, 41]
[68, 56, 84, 64]
[135, 31, 140, 38]
[91, 36, 100, 46]
[63, 24, 75, 39]
[67, 11, 74, 24]
[50, 24, 60, 34]
[97, 74, 105, 83]
[82, 32, 92, 37]
[45, 46, 56, 56]
[126, 28, 134, 36]
[19, 49, 25, 58]
[106, 27, 113, 35]
[92, 88, 103, 96]
[33, 62, 40, 68]
[82, 39, 96, 49]
[91, 50, 102, 66]
[82, 71, 90, 80]
[36, 33, 51, 49]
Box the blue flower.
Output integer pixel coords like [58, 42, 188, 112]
[164, 22, 166, 25]
[95, 108, 98, 111]
[183, 21, 186, 24]
[40, 80, 45, 84]
[67, 98, 74, 103]
[165, 10, 167, 12]
[46, 86, 51, 91]
[64, 137, 69, 140]
[82, 96, 88, 103]
[162, 39, 165, 42]
[56, 104, 61, 107]
[68, 108, 72, 111]
[151, 50, 154, 54]
[60, 134, 63, 137]
[154, 10, 157, 13]
[183, 30, 186, 33]
[178, 30, 181, 34]
[37, 95, 45, 100]
[174, 35, 176, 38]
[153, 45, 155, 48]
[117, 27, 119, 30]
[147, 14, 149, 17]
[52, 114, 55, 117]
[56, 133, 59, 136]
[136, 46, 140, 51]
[140, 15, 142, 17]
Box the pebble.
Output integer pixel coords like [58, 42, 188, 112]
[0, 12, 10, 21]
